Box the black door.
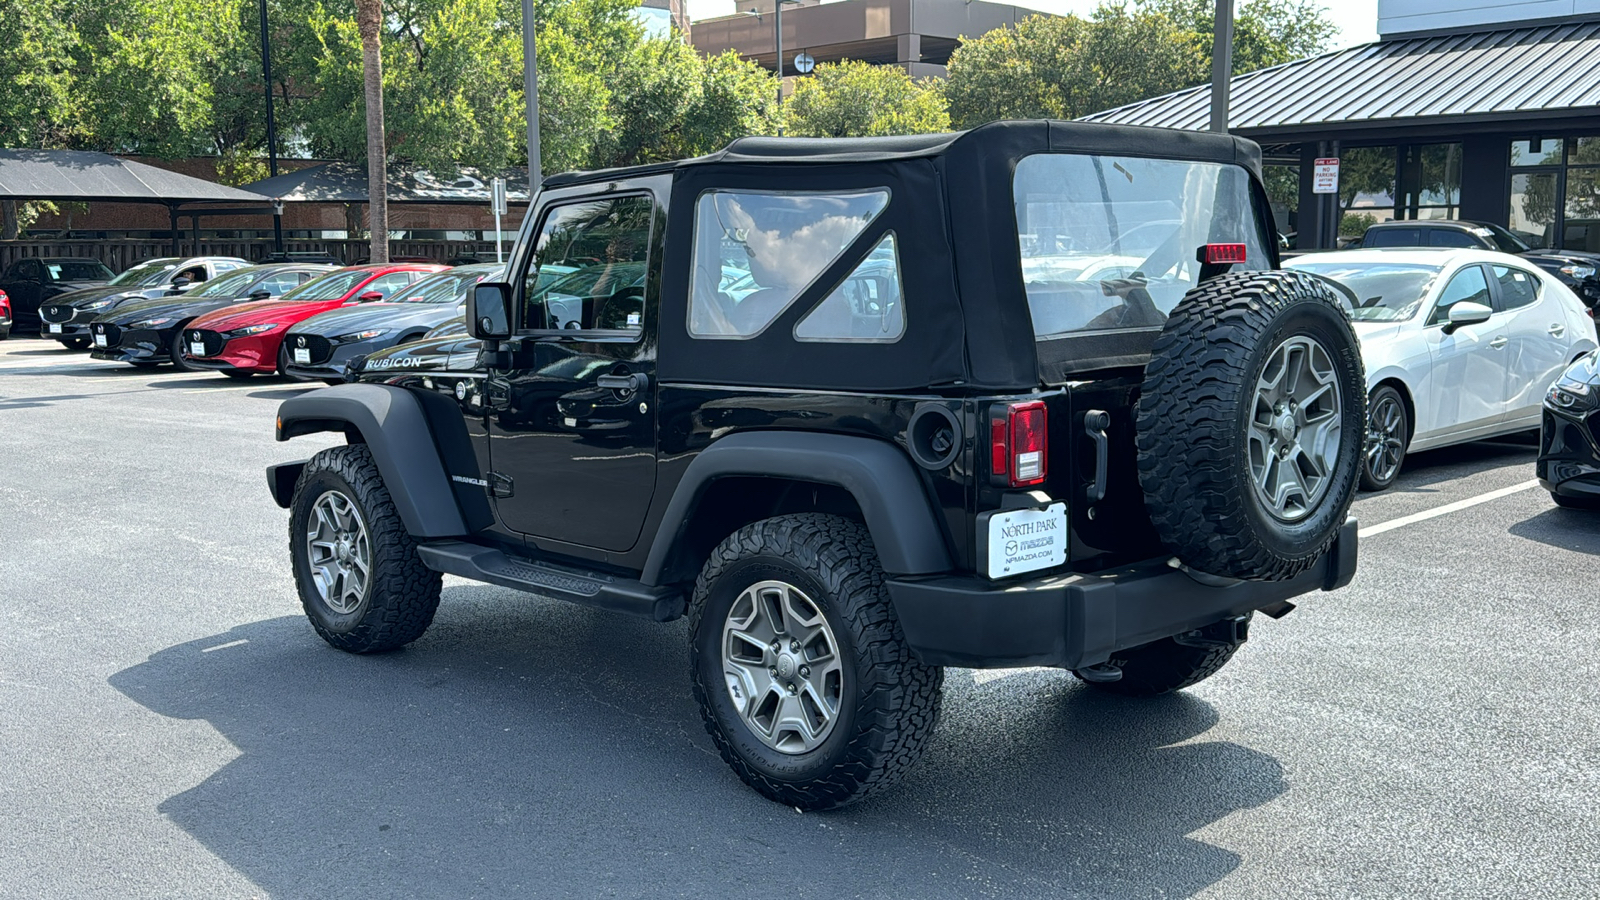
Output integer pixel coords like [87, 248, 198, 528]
[485, 190, 662, 553]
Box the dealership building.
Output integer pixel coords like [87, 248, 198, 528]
[1084, 0, 1600, 252]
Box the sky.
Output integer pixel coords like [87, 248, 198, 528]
[686, 0, 1382, 50]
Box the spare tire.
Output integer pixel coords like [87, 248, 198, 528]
[1136, 270, 1364, 581]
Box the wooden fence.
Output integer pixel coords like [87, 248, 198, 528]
[0, 238, 509, 272]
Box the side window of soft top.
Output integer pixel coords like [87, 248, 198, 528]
[519, 194, 654, 335]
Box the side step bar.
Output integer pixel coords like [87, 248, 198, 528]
[417, 540, 685, 622]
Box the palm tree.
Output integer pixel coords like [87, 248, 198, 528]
[355, 0, 388, 263]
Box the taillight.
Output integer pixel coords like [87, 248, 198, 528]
[1202, 243, 1247, 265]
[991, 401, 1047, 487]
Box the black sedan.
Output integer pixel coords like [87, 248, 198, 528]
[38, 256, 250, 349]
[281, 263, 500, 383]
[1361, 220, 1600, 313]
[0, 257, 115, 332]
[1539, 350, 1600, 509]
[88, 263, 335, 369]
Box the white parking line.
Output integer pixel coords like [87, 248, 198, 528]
[1359, 479, 1541, 538]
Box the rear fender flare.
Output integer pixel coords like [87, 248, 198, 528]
[271, 383, 489, 537]
[640, 431, 954, 586]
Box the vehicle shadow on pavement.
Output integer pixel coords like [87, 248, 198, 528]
[1384, 441, 1536, 494]
[1508, 506, 1600, 555]
[109, 588, 1282, 899]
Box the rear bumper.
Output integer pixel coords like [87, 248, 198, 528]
[887, 519, 1358, 669]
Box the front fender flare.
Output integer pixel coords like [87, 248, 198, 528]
[640, 431, 954, 585]
[272, 383, 488, 538]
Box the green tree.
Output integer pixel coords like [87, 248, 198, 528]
[783, 60, 948, 138]
[0, 0, 79, 149]
[73, 0, 248, 157]
[591, 39, 777, 168]
[1143, 0, 1338, 76]
[944, 7, 1202, 130]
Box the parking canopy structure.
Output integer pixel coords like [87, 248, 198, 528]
[1083, 8, 1600, 252]
[0, 149, 272, 253]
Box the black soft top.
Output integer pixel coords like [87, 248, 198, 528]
[557, 121, 1268, 392]
[545, 121, 1260, 188]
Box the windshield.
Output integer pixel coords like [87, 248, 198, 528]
[190, 268, 265, 298]
[1286, 260, 1441, 321]
[392, 268, 498, 304]
[108, 260, 178, 287]
[1479, 222, 1533, 254]
[279, 270, 368, 302]
[1013, 154, 1270, 338]
[46, 260, 113, 281]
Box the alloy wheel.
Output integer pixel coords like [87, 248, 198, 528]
[1247, 335, 1344, 522]
[721, 580, 844, 754]
[1366, 391, 1406, 484]
[305, 489, 372, 615]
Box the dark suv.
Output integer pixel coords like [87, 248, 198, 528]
[267, 121, 1365, 809]
[1361, 219, 1600, 309]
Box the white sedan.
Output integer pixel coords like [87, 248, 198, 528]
[1287, 248, 1597, 490]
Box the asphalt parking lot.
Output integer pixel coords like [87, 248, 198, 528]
[2, 335, 1598, 900]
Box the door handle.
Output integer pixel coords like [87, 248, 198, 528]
[1549, 324, 1566, 337]
[596, 371, 649, 393]
[1489, 335, 1508, 349]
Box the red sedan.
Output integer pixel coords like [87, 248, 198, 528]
[182, 264, 444, 378]
[0, 288, 12, 340]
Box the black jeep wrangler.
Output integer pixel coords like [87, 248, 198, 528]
[267, 120, 1365, 809]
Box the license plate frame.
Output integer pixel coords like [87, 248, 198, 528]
[977, 502, 1068, 579]
[292, 348, 310, 365]
[189, 341, 206, 357]
[48, 323, 61, 334]
[93, 333, 107, 347]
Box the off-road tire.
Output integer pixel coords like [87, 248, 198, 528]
[689, 513, 943, 810]
[60, 337, 91, 351]
[289, 444, 442, 652]
[1137, 270, 1365, 581]
[1075, 614, 1251, 697]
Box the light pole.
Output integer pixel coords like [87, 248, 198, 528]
[258, 0, 283, 254]
[1209, 0, 1235, 133]
[523, 0, 541, 201]
[747, 0, 802, 136]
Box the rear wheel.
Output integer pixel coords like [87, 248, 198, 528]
[289, 444, 442, 652]
[689, 514, 942, 810]
[1137, 270, 1365, 581]
[1361, 385, 1409, 491]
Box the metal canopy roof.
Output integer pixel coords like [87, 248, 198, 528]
[1082, 20, 1600, 137]
[242, 162, 532, 204]
[0, 149, 268, 203]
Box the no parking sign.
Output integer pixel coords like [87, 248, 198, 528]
[1313, 157, 1340, 194]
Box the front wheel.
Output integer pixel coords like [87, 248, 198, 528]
[169, 329, 198, 371]
[1361, 385, 1409, 491]
[289, 444, 442, 652]
[60, 337, 91, 351]
[689, 514, 943, 810]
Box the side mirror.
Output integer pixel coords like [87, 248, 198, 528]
[357, 291, 384, 302]
[248, 289, 272, 301]
[469, 283, 512, 340]
[1442, 301, 1493, 333]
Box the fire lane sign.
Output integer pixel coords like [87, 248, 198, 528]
[1313, 157, 1340, 194]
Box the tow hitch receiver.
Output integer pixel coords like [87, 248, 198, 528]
[1172, 615, 1251, 652]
